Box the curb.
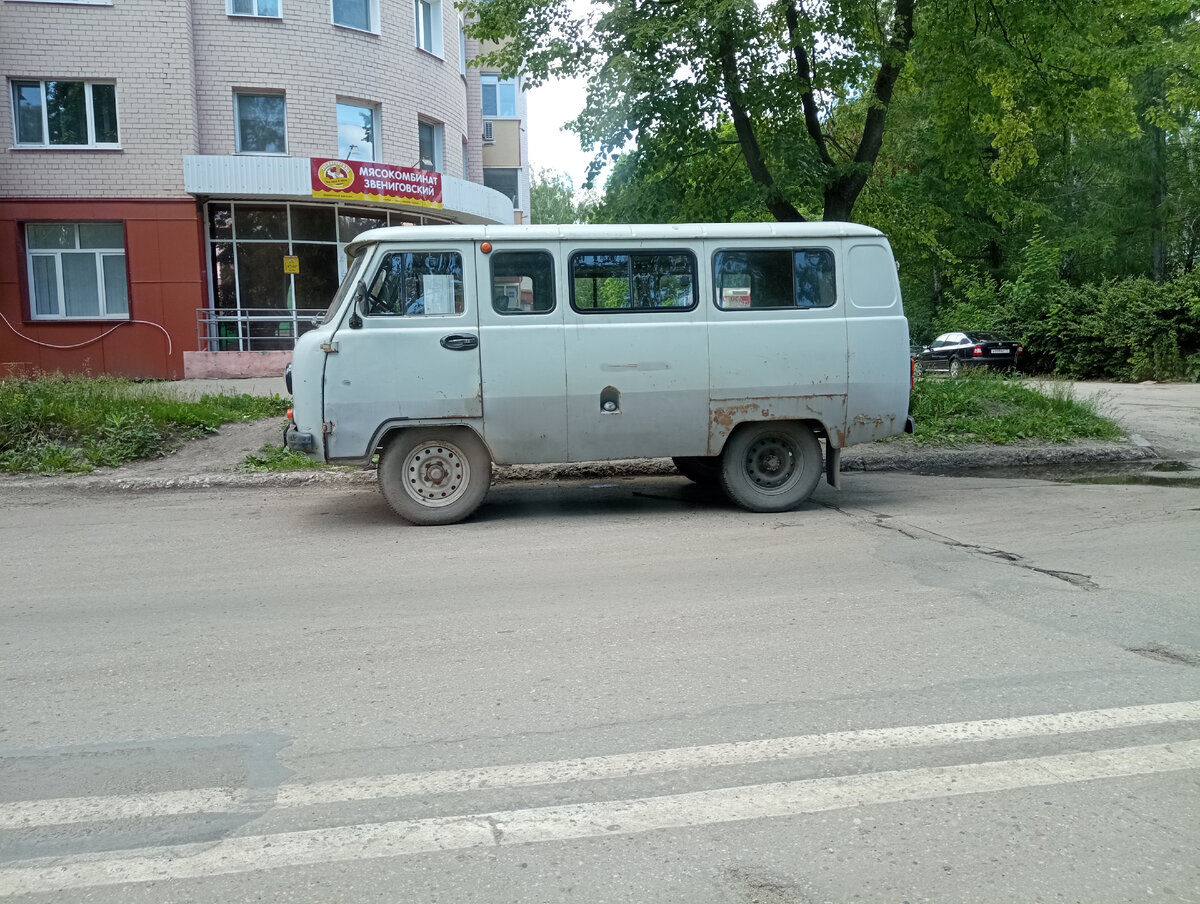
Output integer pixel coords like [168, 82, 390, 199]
[1, 439, 1159, 494]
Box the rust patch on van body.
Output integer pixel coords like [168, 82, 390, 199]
[709, 394, 847, 453]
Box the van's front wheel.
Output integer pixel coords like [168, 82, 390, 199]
[378, 428, 491, 525]
[719, 422, 823, 513]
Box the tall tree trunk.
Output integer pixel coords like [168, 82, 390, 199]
[821, 0, 915, 221]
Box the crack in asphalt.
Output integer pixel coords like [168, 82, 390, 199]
[817, 502, 1100, 590]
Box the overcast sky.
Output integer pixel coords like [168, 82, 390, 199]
[525, 76, 609, 192]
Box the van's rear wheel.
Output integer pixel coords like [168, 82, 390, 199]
[378, 428, 491, 525]
[672, 455, 722, 485]
[719, 422, 823, 513]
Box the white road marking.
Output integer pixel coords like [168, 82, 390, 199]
[1, 739, 1197, 896]
[2, 699, 1198, 829]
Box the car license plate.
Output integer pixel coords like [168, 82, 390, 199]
[990, 349, 1010, 355]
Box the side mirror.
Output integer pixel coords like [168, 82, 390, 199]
[349, 281, 365, 329]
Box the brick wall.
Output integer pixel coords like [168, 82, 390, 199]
[0, 0, 472, 197]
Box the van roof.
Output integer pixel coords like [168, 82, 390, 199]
[344, 221, 886, 257]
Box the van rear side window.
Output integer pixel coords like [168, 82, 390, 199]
[366, 250, 464, 316]
[570, 250, 697, 312]
[491, 250, 555, 314]
[714, 248, 835, 309]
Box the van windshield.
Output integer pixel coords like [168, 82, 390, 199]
[322, 248, 371, 325]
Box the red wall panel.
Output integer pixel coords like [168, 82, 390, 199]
[0, 199, 205, 379]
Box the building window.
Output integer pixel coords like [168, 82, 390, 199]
[337, 101, 377, 160]
[332, 0, 376, 31]
[480, 75, 517, 118]
[713, 248, 836, 309]
[234, 92, 286, 154]
[483, 168, 519, 209]
[418, 120, 442, 172]
[11, 80, 119, 148]
[415, 0, 442, 55]
[26, 223, 129, 320]
[571, 251, 697, 312]
[228, 0, 280, 16]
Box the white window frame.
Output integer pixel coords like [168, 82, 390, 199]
[332, 0, 378, 33]
[480, 74, 518, 118]
[234, 92, 287, 155]
[26, 223, 129, 321]
[418, 120, 443, 172]
[10, 80, 120, 149]
[227, 0, 281, 18]
[415, 0, 443, 56]
[337, 100, 378, 161]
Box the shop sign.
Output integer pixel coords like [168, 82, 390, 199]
[310, 158, 443, 208]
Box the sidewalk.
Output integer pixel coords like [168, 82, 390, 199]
[0, 376, 1165, 493]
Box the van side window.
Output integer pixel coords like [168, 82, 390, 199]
[713, 248, 836, 309]
[365, 250, 464, 316]
[570, 250, 697, 312]
[491, 250, 556, 314]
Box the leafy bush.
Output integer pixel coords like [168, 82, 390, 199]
[936, 229, 1200, 381]
[1030, 272, 1200, 381]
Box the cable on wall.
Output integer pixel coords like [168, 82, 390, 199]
[0, 311, 173, 356]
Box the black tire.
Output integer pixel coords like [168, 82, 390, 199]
[948, 357, 961, 378]
[377, 427, 491, 525]
[719, 422, 823, 513]
[672, 455, 722, 485]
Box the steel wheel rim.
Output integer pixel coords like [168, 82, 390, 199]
[743, 435, 800, 492]
[402, 441, 471, 508]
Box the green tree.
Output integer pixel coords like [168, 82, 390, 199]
[530, 168, 596, 224]
[464, 0, 915, 222]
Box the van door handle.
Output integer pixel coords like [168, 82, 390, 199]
[440, 334, 478, 351]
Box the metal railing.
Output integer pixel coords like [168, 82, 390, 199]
[196, 307, 327, 352]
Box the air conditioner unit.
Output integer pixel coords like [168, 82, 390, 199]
[482, 120, 494, 143]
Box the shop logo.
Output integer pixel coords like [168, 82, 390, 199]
[317, 160, 355, 191]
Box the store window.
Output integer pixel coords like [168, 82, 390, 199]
[26, 223, 128, 319]
[480, 75, 517, 118]
[204, 202, 411, 350]
[337, 101, 377, 160]
[11, 80, 118, 148]
[234, 92, 286, 154]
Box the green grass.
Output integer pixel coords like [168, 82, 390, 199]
[894, 372, 1123, 446]
[237, 444, 331, 472]
[0, 372, 289, 474]
[2, 371, 1125, 475]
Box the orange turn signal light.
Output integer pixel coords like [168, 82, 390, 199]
[480, 241, 492, 254]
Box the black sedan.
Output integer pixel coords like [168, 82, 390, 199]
[914, 331, 1024, 377]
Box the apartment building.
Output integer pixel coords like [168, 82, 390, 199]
[0, 0, 529, 379]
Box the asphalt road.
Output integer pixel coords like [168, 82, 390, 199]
[2, 460, 1199, 902]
